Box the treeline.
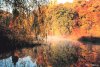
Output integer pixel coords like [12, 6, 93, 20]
[0, 0, 100, 41]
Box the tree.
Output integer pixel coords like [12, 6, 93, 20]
[74, 0, 100, 36]
[0, 0, 49, 41]
[45, 5, 79, 35]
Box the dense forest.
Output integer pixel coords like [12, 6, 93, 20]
[0, 0, 100, 39]
[0, 0, 100, 67]
[0, 0, 100, 41]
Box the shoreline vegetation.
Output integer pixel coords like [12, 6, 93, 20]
[0, 0, 100, 67]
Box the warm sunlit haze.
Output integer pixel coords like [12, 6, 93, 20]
[57, 0, 74, 4]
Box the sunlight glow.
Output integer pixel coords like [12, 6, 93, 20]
[57, 0, 73, 4]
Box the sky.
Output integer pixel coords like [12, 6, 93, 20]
[0, 0, 74, 13]
[0, 0, 12, 13]
[57, 0, 74, 4]
[0, 56, 37, 67]
[0, 0, 90, 13]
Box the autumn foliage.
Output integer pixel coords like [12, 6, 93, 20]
[0, 0, 100, 67]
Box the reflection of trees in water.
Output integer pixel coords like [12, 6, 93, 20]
[78, 36, 100, 64]
[0, 40, 100, 67]
[0, 47, 39, 67]
[12, 55, 19, 66]
[35, 42, 80, 67]
[1, 42, 79, 67]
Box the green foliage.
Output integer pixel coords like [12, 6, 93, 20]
[12, 9, 19, 18]
[5, 17, 10, 26]
[0, 15, 2, 19]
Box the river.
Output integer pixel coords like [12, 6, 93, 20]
[0, 36, 100, 67]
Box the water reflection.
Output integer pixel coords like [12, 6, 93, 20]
[0, 41, 80, 67]
[0, 56, 37, 67]
[0, 39, 100, 67]
[0, 47, 38, 67]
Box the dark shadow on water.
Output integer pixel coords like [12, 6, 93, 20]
[0, 27, 41, 59]
[78, 36, 100, 45]
[78, 36, 100, 65]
